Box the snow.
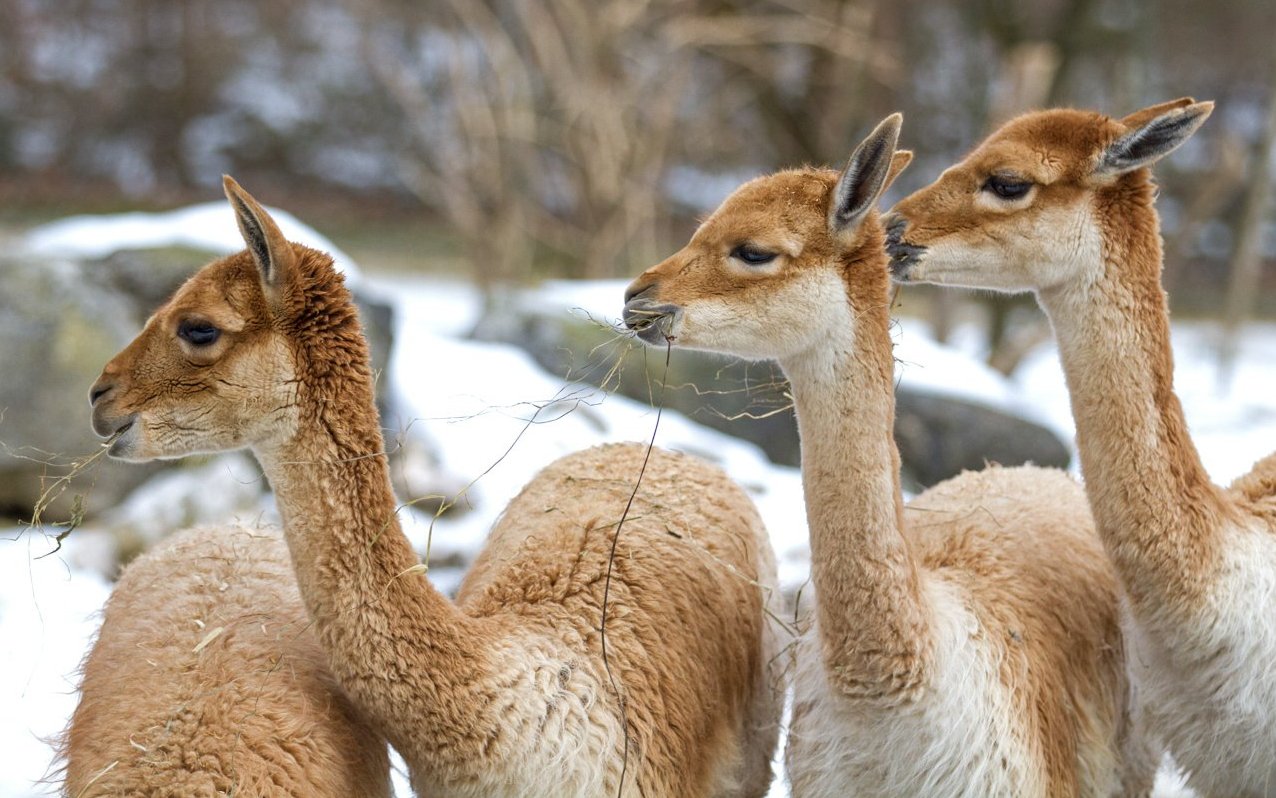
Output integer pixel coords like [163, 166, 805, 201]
[95, 454, 271, 550]
[20, 202, 362, 284]
[0, 533, 111, 797]
[1005, 320, 1276, 485]
[6, 211, 1276, 796]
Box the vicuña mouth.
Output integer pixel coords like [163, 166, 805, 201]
[893, 251, 923, 279]
[623, 301, 681, 345]
[886, 248, 925, 279]
[883, 220, 926, 278]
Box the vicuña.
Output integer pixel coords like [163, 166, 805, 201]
[84, 178, 783, 797]
[887, 98, 1276, 796]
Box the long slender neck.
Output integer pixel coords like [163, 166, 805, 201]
[781, 253, 931, 703]
[1038, 180, 1228, 610]
[255, 361, 491, 758]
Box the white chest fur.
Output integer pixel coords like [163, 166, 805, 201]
[784, 579, 1047, 798]
[1128, 525, 1276, 797]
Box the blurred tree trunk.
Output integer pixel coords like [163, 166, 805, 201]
[512, 0, 690, 279]
[352, 0, 536, 322]
[351, 0, 694, 309]
[667, 0, 889, 166]
[1216, 57, 1276, 388]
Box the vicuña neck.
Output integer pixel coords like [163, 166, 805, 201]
[256, 369, 489, 757]
[1038, 182, 1227, 610]
[781, 259, 930, 702]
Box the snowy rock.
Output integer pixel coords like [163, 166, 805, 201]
[480, 300, 1070, 488]
[98, 453, 273, 569]
[894, 390, 1069, 486]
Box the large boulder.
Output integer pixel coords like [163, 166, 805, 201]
[478, 301, 1070, 490]
[0, 256, 165, 521]
[892, 390, 1071, 488]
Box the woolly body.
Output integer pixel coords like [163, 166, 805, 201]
[64, 524, 391, 797]
[448, 442, 783, 798]
[787, 466, 1131, 798]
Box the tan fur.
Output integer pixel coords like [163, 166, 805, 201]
[459, 443, 783, 797]
[84, 178, 781, 797]
[624, 117, 1151, 796]
[63, 525, 391, 797]
[888, 100, 1276, 795]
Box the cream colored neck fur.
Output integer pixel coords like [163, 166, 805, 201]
[781, 271, 931, 702]
[1038, 193, 1229, 612]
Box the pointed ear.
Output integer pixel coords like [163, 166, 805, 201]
[222, 175, 296, 299]
[829, 113, 903, 238]
[883, 150, 913, 193]
[1096, 101, 1213, 177]
[1120, 97, 1196, 129]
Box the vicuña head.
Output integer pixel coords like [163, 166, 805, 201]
[90, 176, 373, 464]
[885, 98, 1213, 293]
[624, 113, 911, 364]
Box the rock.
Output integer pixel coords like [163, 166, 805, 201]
[893, 391, 1071, 488]
[96, 453, 274, 570]
[480, 301, 1071, 489]
[0, 256, 165, 522]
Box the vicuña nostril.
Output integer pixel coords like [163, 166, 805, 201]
[624, 281, 655, 304]
[89, 383, 112, 406]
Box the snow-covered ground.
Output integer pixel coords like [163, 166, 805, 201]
[5, 217, 1272, 795]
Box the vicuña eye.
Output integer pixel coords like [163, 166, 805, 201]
[984, 175, 1033, 200]
[731, 245, 778, 265]
[178, 320, 221, 346]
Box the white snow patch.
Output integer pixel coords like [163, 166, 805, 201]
[0, 532, 111, 798]
[21, 202, 361, 285]
[1012, 320, 1276, 485]
[99, 454, 271, 548]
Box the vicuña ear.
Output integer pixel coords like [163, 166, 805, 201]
[829, 113, 902, 238]
[1120, 97, 1196, 129]
[883, 150, 913, 193]
[222, 175, 296, 301]
[1096, 101, 1213, 178]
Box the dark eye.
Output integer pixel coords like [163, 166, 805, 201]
[984, 175, 1033, 200]
[178, 320, 221, 346]
[731, 244, 778, 266]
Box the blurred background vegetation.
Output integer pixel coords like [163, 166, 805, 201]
[1, 0, 1274, 361]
